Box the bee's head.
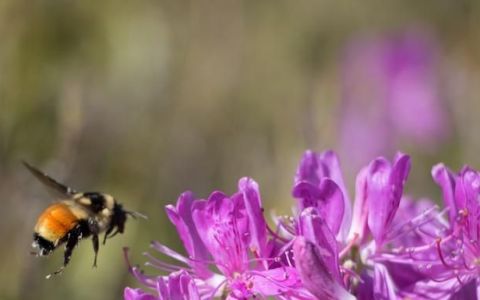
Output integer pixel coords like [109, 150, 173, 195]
[111, 202, 127, 234]
[103, 201, 146, 244]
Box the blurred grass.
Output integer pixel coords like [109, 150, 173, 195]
[0, 1, 480, 299]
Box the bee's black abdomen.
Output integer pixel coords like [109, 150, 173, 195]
[33, 233, 55, 256]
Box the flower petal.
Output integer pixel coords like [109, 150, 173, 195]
[367, 153, 410, 247]
[319, 151, 353, 240]
[455, 167, 480, 240]
[292, 237, 354, 300]
[238, 177, 268, 258]
[450, 278, 478, 300]
[298, 207, 340, 283]
[349, 166, 370, 242]
[124, 288, 157, 300]
[432, 163, 457, 224]
[373, 264, 397, 300]
[156, 271, 201, 300]
[249, 267, 303, 296]
[192, 191, 248, 276]
[293, 150, 352, 239]
[294, 179, 345, 235]
[319, 178, 345, 235]
[165, 192, 211, 277]
[356, 271, 374, 300]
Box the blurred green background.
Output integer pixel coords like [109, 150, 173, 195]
[1, 1, 480, 299]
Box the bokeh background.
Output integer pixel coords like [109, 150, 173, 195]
[1, 1, 479, 299]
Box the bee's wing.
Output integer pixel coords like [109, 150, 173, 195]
[23, 161, 76, 199]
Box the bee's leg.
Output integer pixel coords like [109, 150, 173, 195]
[46, 222, 86, 279]
[92, 234, 99, 268]
[88, 218, 100, 268]
[103, 225, 114, 245]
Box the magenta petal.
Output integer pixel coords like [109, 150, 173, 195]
[392, 153, 411, 187]
[124, 288, 157, 300]
[292, 237, 354, 300]
[298, 208, 341, 283]
[349, 166, 369, 241]
[373, 264, 397, 300]
[294, 150, 352, 239]
[356, 272, 374, 300]
[319, 151, 353, 239]
[191, 194, 227, 252]
[319, 151, 351, 200]
[293, 180, 345, 235]
[455, 168, 480, 240]
[292, 181, 323, 203]
[367, 154, 411, 247]
[408, 277, 465, 299]
[238, 177, 268, 258]
[432, 163, 457, 224]
[295, 150, 322, 187]
[156, 271, 200, 300]
[367, 158, 393, 246]
[192, 191, 248, 276]
[318, 178, 345, 235]
[250, 267, 302, 295]
[295, 150, 349, 198]
[165, 192, 211, 277]
[450, 279, 478, 300]
[433, 164, 480, 239]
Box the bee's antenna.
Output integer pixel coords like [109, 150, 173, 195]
[126, 210, 148, 220]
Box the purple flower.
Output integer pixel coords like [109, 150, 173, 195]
[156, 271, 200, 300]
[125, 149, 480, 299]
[293, 150, 352, 240]
[369, 163, 480, 299]
[125, 177, 303, 299]
[293, 236, 354, 300]
[292, 208, 355, 299]
[422, 164, 480, 291]
[297, 208, 341, 283]
[433, 164, 480, 239]
[348, 166, 370, 242]
[339, 30, 449, 172]
[346, 152, 411, 248]
[366, 153, 411, 248]
[373, 263, 397, 300]
[164, 192, 211, 278]
[123, 270, 200, 300]
[432, 164, 457, 225]
[282, 150, 420, 298]
[124, 288, 156, 300]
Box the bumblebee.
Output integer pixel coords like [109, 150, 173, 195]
[24, 162, 145, 278]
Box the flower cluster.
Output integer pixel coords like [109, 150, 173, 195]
[339, 31, 449, 172]
[124, 150, 480, 299]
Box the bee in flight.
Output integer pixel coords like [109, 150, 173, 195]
[24, 162, 146, 279]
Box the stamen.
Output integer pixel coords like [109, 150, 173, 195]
[249, 270, 295, 286]
[436, 238, 455, 269]
[285, 250, 294, 267]
[150, 241, 190, 264]
[123, 248, 157, 287]
[267, 225, 290, 243]
[143, 252, 186, 272]
[462, 259, 475, 271]
[386, 205, 443, 242]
